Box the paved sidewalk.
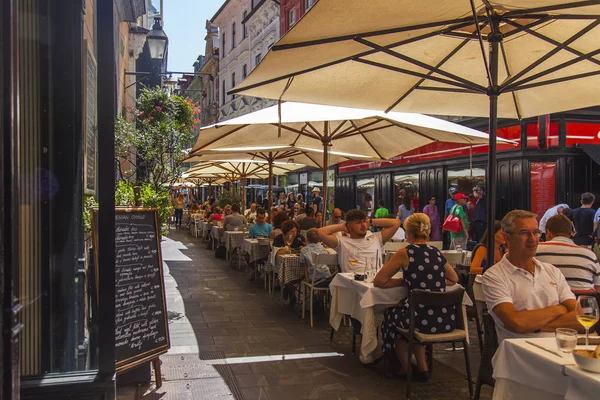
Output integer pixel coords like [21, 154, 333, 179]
[118, 229, 493, 399]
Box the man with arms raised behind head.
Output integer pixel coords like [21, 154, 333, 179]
[318, 209, 400, 274]
[483, 210, 581, 343]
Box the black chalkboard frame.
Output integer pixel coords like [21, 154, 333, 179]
[91, 207, 171, 374]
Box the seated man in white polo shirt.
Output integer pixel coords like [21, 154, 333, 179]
[482, 210, 582, 343]
[318, 209, 400, 274]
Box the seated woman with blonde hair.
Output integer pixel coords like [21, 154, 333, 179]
[373, 213, 459, 381]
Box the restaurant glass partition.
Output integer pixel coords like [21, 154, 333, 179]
[394, 173, 420, 215]
[356, 178, 375, 215]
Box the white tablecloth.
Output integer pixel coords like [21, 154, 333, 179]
[492, 338, 600, 400]
[329, 272, 472, 364]
[211, 225, 224, 243]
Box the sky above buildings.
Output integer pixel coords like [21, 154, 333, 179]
[164, 0, 224, 73]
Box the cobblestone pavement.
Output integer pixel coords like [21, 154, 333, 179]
[117, 229, 493, 400]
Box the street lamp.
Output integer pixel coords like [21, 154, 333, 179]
[146, 17, 168, 62]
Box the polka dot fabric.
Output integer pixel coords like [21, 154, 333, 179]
[381, 244, 456, 354]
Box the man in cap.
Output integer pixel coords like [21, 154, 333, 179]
[312, 187, 323, 214]
[449, 193, 470, 250]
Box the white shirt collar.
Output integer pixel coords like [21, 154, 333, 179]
[500, 254, 545, 275]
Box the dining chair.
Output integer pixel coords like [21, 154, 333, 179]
[466, 273, 484, 355]
[474, 310, 498, 400]
[397, 288, 473, 400]
[383, 241, 409, 253]
[301, 253, 338, 327]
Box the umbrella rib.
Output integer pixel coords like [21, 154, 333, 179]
[268, 123, 322, 140]
[192, 124, 250, 152]
[354, 38, 487, 93]
[509, 69, 600, 93]
[330, 120, 350, 137]
[385, 37, 473, 113]
[503, 19, 600, 69]
[415, 86, 481, 94]
[271, 16, 475, 51]
[501, 19, 600, 88]
[469, 0, 492, 88]
[335, 121, 394, 139]
[502, 1, 600, 18]
[291, 133, 303, 146]
[502, 48, 600, 92]
[357, 129, 386, 161]
[354, 58, 481, 92]
[302, 151, 323, 168]
[305, 122, 325, 139]
[229, 19, 476, 95]
[499, 41, 522, 120]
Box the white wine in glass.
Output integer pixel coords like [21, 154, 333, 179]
[576, 295, 599, 347]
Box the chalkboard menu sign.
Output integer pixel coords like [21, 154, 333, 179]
[92, 208, 170, 373]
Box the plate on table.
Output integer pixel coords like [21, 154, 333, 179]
[573, 343, 600, 373]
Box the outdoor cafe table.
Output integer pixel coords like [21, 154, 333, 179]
[223, 230, 245, 260]
[329, 272, 473, 364]
[492, 337, 600, 400]
[211, 225, 224, 249]
[275, 248, 337, 286]
[243, 238, 272, 264]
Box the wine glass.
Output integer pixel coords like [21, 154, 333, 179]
[576, 295, 599, 347]
[285, 234, 294, 254]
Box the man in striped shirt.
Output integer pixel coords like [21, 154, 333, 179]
[536, 214, 600, 295]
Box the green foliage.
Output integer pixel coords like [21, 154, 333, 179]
[116, 87, 200, 189]
[219, 189, 242, 208]
[139, 184, 173, 236]
[115, 180, 136, 206]
[83, 195, 98, 234]
[114, 180, 172, 236]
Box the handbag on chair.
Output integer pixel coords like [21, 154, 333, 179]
[442, 205, 462, 233]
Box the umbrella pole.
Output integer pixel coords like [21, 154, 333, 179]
[268, 153, 273, 216]
[241, 177, 246, 212]
[322, 139, 329, 217]
[485, 21, 501, 272]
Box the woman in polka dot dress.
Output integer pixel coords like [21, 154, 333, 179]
[373, 213, 459, 381]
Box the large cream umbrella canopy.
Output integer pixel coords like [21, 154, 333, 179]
[231, 0, 600, 271]
[190, 102, 512, 211]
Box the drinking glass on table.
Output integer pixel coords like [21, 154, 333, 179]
[555, 328, 578, 354]
[576, 295, 599, 347]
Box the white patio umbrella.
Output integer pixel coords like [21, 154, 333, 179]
[190, 101, 513, 213]
[183, 161, 306, 211]
[186, 145, 358, 209]
[230, 0, 600, 269]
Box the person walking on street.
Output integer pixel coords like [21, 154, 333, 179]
[570, 192, 597, 246]
[374, 200, 390, 218]
[443, 187, 457, 249]
[174, 193, 185, 228]
[473, 184, 487, 242]
[449, 193, 470, 250]
[422, 196, 441, 241]
[311, 187, 323, 214]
